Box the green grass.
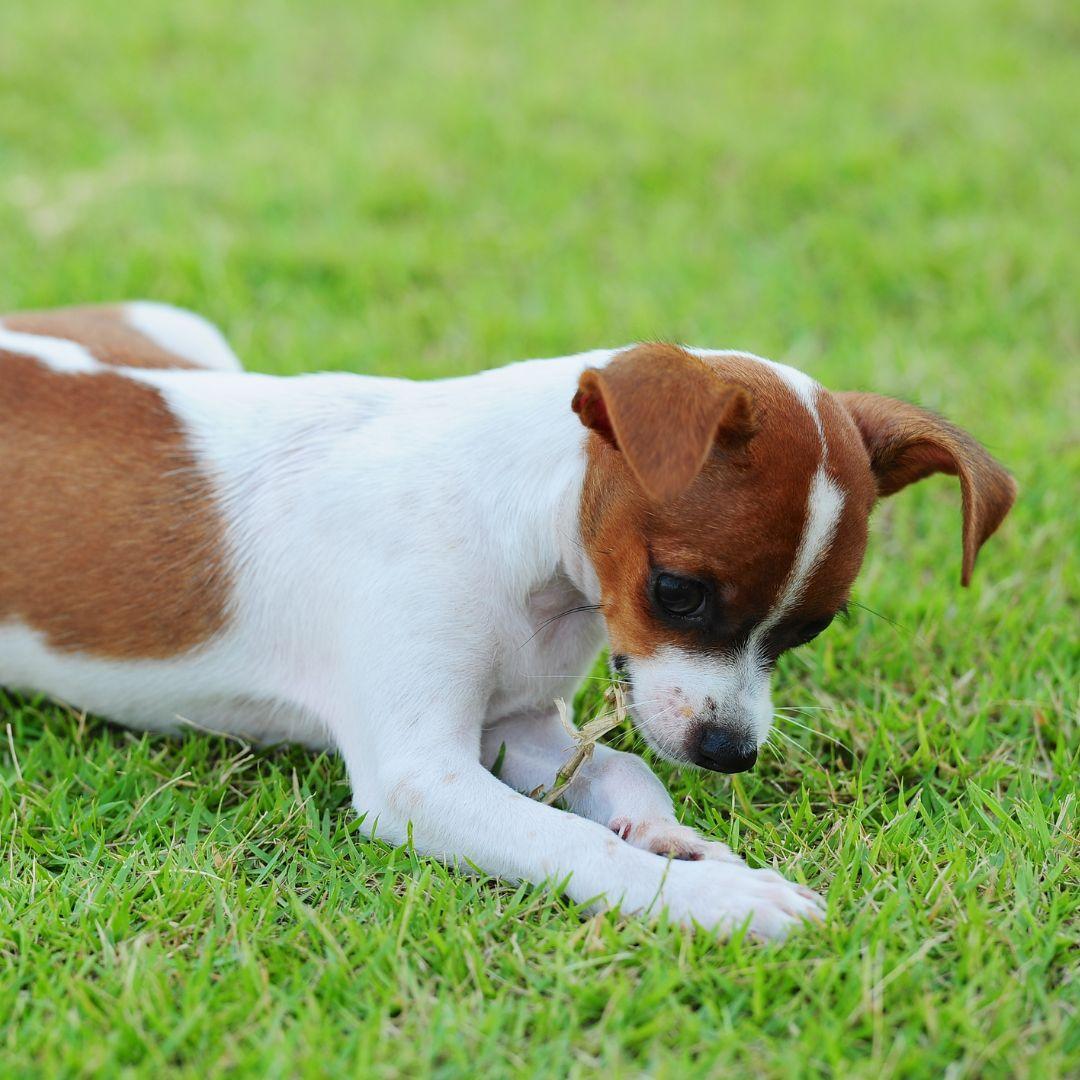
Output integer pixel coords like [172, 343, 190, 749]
[1, 0, 1077, 1075]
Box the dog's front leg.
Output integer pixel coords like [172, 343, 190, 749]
[482, 711, 742, 863]
[336, 704, 822, 939]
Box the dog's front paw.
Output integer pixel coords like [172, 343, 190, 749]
[656, 860, 826, 941]
[610, 817, 742, 863]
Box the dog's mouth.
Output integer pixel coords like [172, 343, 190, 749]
[608, 645, 773, 773]
[630, 711, 760, 773]
[613, 671, 764, 773]
[631, 716, 696, 766]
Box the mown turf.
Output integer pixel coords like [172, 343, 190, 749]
[1, 1, 1077, 1076]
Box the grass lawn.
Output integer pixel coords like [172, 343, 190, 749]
[1, 0, 1077, 1075]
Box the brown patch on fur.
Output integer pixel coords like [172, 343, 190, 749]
[0, 349, 230, 658]
[836, 392, 1017, 585]
[577, 346, 875, 658]
[573, 345, 758, 502]
[4, 305, 200, 369]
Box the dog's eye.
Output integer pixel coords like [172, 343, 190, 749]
[763, 614, 838, 661]
[794, 615, 834, 645]
[654, 573, 708, 618]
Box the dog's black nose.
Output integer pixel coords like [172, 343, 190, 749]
[696, 727, 758, 773]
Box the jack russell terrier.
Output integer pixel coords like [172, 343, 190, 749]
[0, 303, 1016, 939]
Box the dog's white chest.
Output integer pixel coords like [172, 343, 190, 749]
[483, 571, 605, 726]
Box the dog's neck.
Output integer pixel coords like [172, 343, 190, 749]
[419, 353, 611, 605]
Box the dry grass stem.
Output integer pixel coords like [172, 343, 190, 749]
[535, 680, 628, 806]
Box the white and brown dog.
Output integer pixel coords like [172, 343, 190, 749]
[0, 304, 1016, 938]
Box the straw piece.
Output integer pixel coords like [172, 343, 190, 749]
[535, 680, 628, 806]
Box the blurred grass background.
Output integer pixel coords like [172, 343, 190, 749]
[1, 1, 1077, 1077]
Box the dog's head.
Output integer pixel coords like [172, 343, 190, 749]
[574, 344, 1016, 771]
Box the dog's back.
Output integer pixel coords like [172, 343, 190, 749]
[0, 302, 396, 748]
[0, 302, 243, 373]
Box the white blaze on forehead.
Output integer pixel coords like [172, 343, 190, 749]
[757, 467, 845, 634]
[686, 347, 845, 635]
[757, 367, 845, 633]
[717, 351, 844, 632]
[756, 356, 825, 440]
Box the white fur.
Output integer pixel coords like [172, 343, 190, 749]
[124, 301, 244, 372]
[0, 331, 826, 939]
[0, 323, 98, 371]
[627, 645, 774, 756]
[761, 467, 844, 632]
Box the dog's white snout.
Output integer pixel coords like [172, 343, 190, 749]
[625, 646, 774, 763]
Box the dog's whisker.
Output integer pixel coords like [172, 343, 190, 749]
[848, 599, 908, 633]
[773, 712, 849, 750]
[640, 697, 678, 719]
[620, 695, 669, 712]
[516, 604, 605, 649]
[523, 674, 614, 680]
[635, 704, 688, 763]
[769, 724, 828, 770]
[557, 526, 590, 557]
[762, 732, 784, 762]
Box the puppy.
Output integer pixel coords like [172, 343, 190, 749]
[0, 303, 1016, 939]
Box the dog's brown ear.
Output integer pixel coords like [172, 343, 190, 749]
[837, 392, 1017, 586]
[572, 344, 757, 503]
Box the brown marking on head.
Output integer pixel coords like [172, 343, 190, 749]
[573, 344, 1016, 767]
[4, 305, 200, 369]
[836, 392, 1017, 586]
[572, 344, 758, 502]
[0, 349, 230, 658]
[576, 345, 873, 661]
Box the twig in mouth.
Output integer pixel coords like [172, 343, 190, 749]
[534, 680, 629, 806]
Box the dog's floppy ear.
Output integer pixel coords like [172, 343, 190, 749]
[572, 343, 757, 503]
[837, 392, 1017, 586]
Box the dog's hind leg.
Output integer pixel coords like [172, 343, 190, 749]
[122, 302, 244, 371]
[1, 301, 244, 372]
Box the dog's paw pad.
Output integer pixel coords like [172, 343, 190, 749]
[611, 819, 742, 863]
